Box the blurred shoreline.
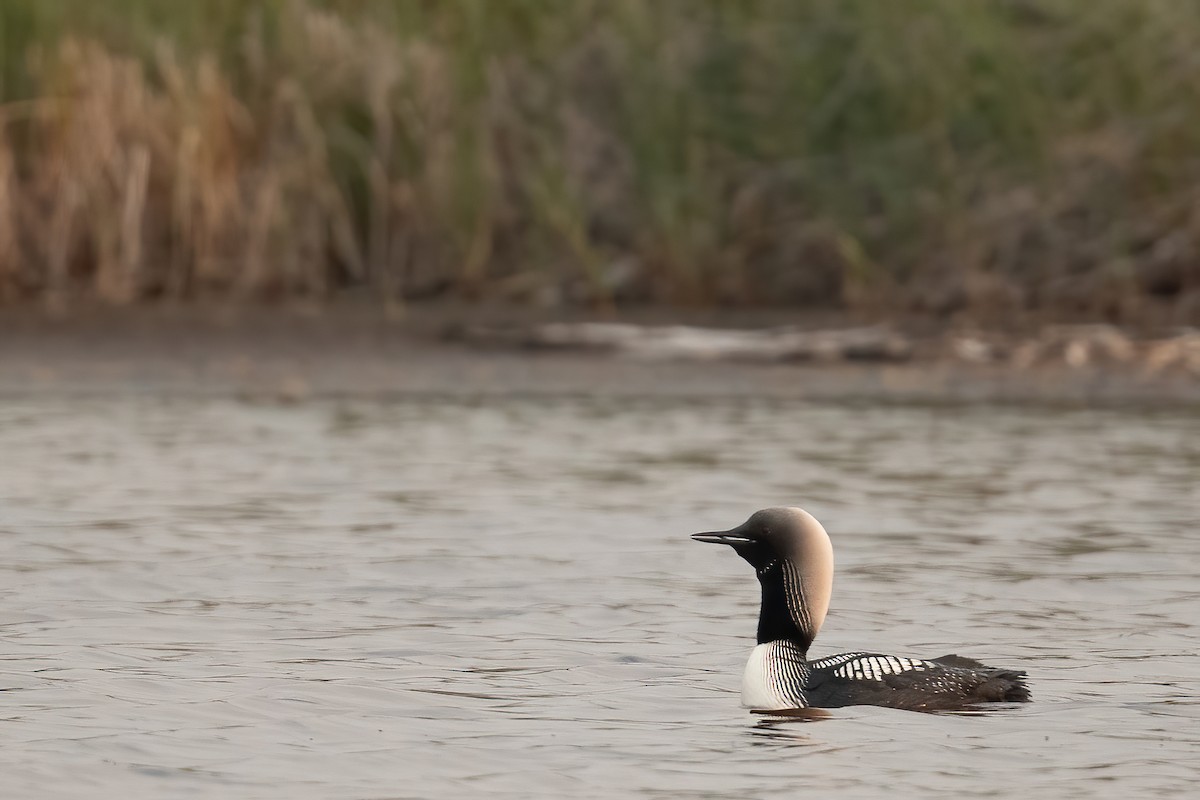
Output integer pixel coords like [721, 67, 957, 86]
[1, 303, 1195, 406]
[1, 3, 1199, 322]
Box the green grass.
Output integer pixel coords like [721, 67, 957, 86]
[0, 0, 1198, 319]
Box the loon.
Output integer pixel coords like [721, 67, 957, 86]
[692, 507, 1030, 712]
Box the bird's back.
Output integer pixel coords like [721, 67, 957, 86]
[802, 652, 1030, 711]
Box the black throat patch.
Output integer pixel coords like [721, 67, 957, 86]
[755, 560, 812, 653]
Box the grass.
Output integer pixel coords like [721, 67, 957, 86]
[0, 0, 1198, 321]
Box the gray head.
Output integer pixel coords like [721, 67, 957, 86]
[692, 507, 834, 652]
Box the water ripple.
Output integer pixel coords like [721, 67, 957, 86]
[0, 397, 1196, 798]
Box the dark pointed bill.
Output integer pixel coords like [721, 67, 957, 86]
[691, 530, 755, 545]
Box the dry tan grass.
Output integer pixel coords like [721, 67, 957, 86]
[0, 26, 365, 306]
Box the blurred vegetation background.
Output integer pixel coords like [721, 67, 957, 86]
[0, 0, 1197, 322]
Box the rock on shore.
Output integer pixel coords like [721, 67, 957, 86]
[455, 321, 1200, 376]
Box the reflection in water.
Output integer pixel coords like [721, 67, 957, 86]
[747, 708, 830, 747]
[753, 707, 835, 722]
[748, 726, 818, 748]
[0, 397, 1197, 798]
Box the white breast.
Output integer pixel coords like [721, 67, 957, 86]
[741, 642, 808, 710]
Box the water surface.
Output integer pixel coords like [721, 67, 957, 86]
[1, 397, 1197, 798]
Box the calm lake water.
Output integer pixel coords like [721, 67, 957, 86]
[1, 395, 1197, 798]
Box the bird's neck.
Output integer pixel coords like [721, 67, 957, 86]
[756, 561, 815, 656]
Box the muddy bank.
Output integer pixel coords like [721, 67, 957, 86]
[0, 305, 1196, 406]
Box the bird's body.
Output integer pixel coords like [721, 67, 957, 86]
[693, 507, 1030, 712]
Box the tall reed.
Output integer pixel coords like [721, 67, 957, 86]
[0, 0, 1197, 319]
